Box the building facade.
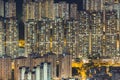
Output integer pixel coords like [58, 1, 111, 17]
[22, 0, 120, 58]
[54, 2, 69, 20]
[58, 53, 72, 78]
[70, 3, 78, 20]
[5, 0, 16, 18]
[14, 52, 58, 80]
[0, 17, 5, 56]
[0, 0, 4, 17]
[24, 20, 37, 56]
[5, 0, 18, 58]
[0, 55, 12, 80]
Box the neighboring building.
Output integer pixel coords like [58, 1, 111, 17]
[58, 53, 72, 78]
[0, 0, 19, 58]
[83, 0, 119, 11]
[83, 0, 105, 11]
[5, 0, 16, 18]
[18, 62, 52, 80]
[23, 0, 79, 57]
[23, 0, 54, 21]
[0, 0, 4, 17]
[24, 20, 37, 57]
[113, 3, 120, 55]
[70, 3, 78, 20]
[5, 0, 18, 58]
[34, 0, 42, 21]
[54, 2, 69, 20]
[40, 62, 52, 80]
[41, 0, 54, 19]
[54, 3, 59, 18]
[0, 55, 12, 80]
[43, 52, 57, 78]
[47, 0, 54, 20]
[37, 19, 68, 56]
[23, 0, 36, 21]
[14, 52, 57, 80]
[22, 0, 120, 58]
[102, 11, 117, 57]
[14, 56, 29, 80]
[37, 20, 51, 55]
[79, 1, 119, 57]
[66, 20, 80, 58]
[5, 18, 18, 58]
[0, 17, 5, 56]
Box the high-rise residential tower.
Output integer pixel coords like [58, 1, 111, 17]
[24, 20, 37, 57]
[0, 0, 4, 17]
[54, 2, 69, 20]
[5, 0, 18, 58]
[0, 17, 5, 56]
[70, 3, 78, 20]
[83, 0, 117, 11]
[41, 0, 54, 19]
[23, 0, 39, 56]
[22, 0, 119, 58]
[23, 0, 55, 56]
[23, 0, 54, 21]
[0, 0, 5, 56]
[81, 0, 120, 58]
[5, 0, 16, 18]
[23, 0, 36, 21]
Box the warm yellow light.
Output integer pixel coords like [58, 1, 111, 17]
[103, 25, 105, 32]
[72, 59, 120, 80]
[82, 78, 86, 80]
[81, 71, 87, 80]
[72, 61, 87, 80]
[19, 40, 25, 47]
[64, 38, 67, 47]
[117, 40, 119, 49]
[12, 62, 14, 70]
